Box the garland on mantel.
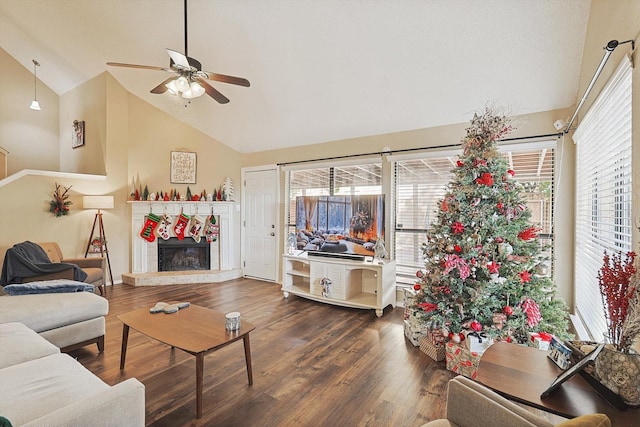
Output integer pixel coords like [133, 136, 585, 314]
[129, 178, 235, 202]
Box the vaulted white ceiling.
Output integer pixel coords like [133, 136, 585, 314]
[0, 0, 591, 153]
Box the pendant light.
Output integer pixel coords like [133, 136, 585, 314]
[29, 59, 41, 111]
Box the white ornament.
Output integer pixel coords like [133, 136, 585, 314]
[498, 242, 513, 256]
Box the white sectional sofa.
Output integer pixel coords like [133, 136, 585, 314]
[0, 290, 107, 352]
[0, 322, 145, 426]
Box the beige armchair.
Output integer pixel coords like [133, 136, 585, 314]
[422, 376, 611, 427]
[22, 242, 106, 296]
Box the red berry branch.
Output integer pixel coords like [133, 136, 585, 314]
[597, 250, 636, 350]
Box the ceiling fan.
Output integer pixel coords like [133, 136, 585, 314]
[106, 0, 249, 104]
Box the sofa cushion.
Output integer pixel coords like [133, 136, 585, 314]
[0, 353, 109, 426]
[0, 292, 108, 333]
[0, 322, 59, 369]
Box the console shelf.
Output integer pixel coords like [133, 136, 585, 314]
[282, 251, 396, 317]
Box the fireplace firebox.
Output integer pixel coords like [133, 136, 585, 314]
[158, 238, 210, 272]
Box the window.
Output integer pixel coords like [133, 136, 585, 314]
[392, 143, 556, 285]
[573, 56, 633, 341]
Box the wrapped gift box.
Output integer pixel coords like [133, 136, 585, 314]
[403, 320, 423, 346]
[419, 336, 446, 361]
[463, 331, 494, 354]
[528, 332, 553, 351]
[427, 328, 446, 346]
[445, 341, 482, 379]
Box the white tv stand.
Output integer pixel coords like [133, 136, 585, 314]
[282, 251, 396, 317]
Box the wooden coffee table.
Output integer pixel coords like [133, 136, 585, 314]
[118, 304, 256, 419]
[476, 342, 639, 425]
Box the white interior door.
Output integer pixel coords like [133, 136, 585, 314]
[243, 168, 278, 281]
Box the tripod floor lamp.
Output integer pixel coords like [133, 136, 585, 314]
[83, 195, 114, 288]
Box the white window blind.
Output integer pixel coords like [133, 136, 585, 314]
[393, 143, 556, 284]
[573, 56, 633, 341]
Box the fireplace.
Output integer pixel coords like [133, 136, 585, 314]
[157, 238, 210, 272]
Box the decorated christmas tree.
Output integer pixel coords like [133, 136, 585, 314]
[412, 108, 569, 344]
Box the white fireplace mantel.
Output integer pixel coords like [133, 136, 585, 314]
[129, 201, 235, 274]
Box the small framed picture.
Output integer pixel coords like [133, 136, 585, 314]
[170, 151, 197, 184]
[72, 120, 85, 148]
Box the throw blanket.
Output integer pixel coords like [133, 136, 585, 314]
[0, 241, 88, 286]
[3, 279, 95, 295]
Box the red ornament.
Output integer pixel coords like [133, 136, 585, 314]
[507, 169, 515, 177]
[503, 306, 514, 316]
[518, 271, 531, 283]
[487, 261, 500, 274]
[470, 320, 482, 332]
[506, 336, 513, 343]
[495, 236, 504, 243]
[475, 172, 494, 186]
[451, 221, 465, 234]
[416, 270, 424, 278]
[413, 284, 421, 291]
[496, 202, 504, 210]
[456, 160, 464, 167]
[454, 245, 462, 253]
[440, 199, 449, 212]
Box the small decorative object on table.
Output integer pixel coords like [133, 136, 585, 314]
[225, 312, 241, 331]
[548, 336, 572, 370]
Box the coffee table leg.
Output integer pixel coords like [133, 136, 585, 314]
[196, 353, 204, 419]
[120, 324, 129, 370]
[243, 333, 253, 386]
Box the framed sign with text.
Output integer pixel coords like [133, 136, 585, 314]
[170, 151, 197, 184]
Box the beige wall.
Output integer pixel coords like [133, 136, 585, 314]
[0, 48, 60, 174]
[575, 0, 640, 248]
[59, 74, 108, 175]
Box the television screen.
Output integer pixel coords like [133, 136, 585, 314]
[294, 195, 384, 258]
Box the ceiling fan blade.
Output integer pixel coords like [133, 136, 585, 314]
[107, 62, 172, 72]
[166, 49, 191, 68]
[150, 77, 177, 94]
[196, 78, 230, 104]
[203, 72, 250, 87]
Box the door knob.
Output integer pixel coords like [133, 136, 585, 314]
[270, 232, 275, 236]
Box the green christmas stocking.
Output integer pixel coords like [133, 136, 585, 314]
[140, 213, 161, 242]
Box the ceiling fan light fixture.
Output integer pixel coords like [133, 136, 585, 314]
[175, 76, 190, 92]
[165, 80, 178, 95]
[189, 82, 204, 98]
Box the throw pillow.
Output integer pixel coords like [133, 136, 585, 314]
[555, 413, 611, 427]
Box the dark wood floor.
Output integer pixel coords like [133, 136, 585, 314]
[70, 278, 455, 427]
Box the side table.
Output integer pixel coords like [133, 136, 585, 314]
[476, 342, 639, 425]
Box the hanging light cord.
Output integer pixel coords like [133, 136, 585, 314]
[32, 59, 40, 99]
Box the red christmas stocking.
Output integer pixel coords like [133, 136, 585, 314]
[173, 212, 190, 240]
[140, 213, 161, 242]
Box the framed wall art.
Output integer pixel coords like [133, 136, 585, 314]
[170, 151, 197, 184]
[72, 120, 85, 148]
